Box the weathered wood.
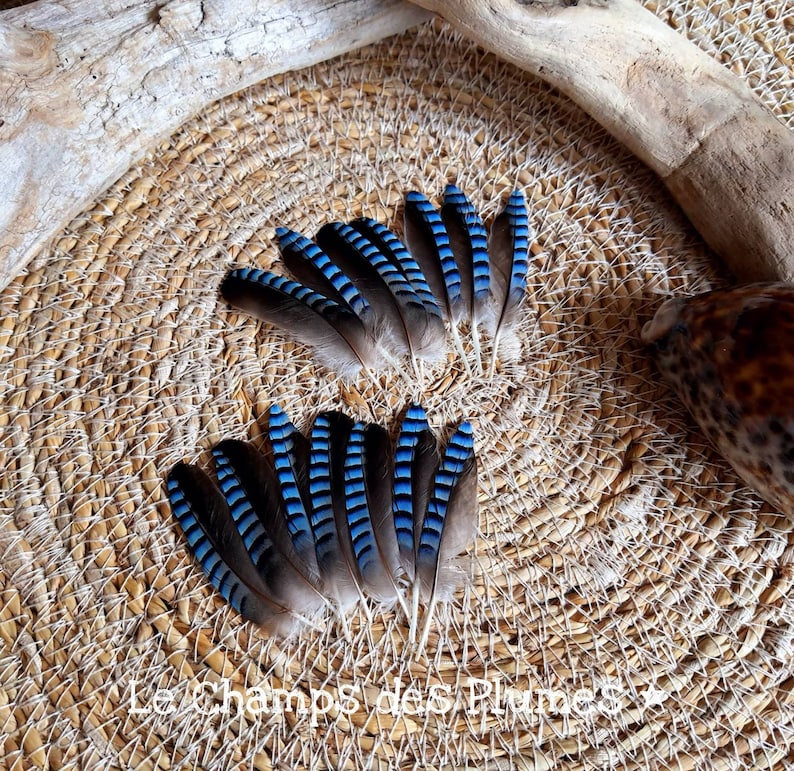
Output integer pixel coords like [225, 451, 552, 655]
[0, 0, 431, 288]
[408, 0, 794, 283]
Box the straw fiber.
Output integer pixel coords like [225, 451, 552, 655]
[1, 2, 792, 768]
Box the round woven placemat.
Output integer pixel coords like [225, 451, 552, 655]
[2, 2, 793, 769]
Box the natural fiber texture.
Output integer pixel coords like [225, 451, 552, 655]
[2, 2, 793, 768]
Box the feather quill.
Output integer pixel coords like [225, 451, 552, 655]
[316, 221, 436, 367]
[220, 267, 379, 379]
[440, 184, 490, 366]
[307, 411, 362, 610]
[485, 190, 531, 372]
[392, 403, 440, 582]
[166, 462, 316, 634]
[342, 421, 406, 609]
[414, 421, 479, 648]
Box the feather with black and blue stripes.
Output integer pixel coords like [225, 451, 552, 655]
[211, 439, 326, 603]
[392, 403, 440, 583]
[220, 267, 380, 379]
[485, 190, 532, 372]
[348, 217, 447, 365]
[307, 411, 362, 610]
[276, 228, 371, 320]
[267, 403, 322, 583]
[166, 462, 319, 635]
[413, 420, 479, 648]
[342, 421, 406, 610]
[316, 221, 443, 370]
[440, 184, 491, 367]
[403, 191, 464, 325]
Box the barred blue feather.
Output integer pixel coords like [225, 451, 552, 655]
[166, 463, 305, 634]
[220, 267, 379, 378]
[441, 184, 490, 317]
[403, 191, 464, 323]
[277, 227, 370, 317]
[414, 420, 479, 647]
[167, 466, 260, 617]
[486, 190, 532, 368]
[392, 403, 439, 581]
[317, 221, 442, 362]
[308, 411, 361, 607]
[211, 440, 325, 609]
[350, 218, 443, 320]
[342, 421, 401, 604]
[268, 404, 320, 579]
[212, 443, 276, 573]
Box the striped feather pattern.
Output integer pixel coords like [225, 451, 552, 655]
[403, 190, 463, 322]
[351, 217, 443, 319]
[227, 268, 341, 316]
[221, 267, 378, 378]
[167, 404, 478, 640]
[268, 404, 319, 576]
[211, 444, 275, 573]
[167, 469, 252, 615]
[442, 184, 490, 311]
[416, 421, 476, 575]
[342, 421, 399, 603]
[392, 403, 437, 580]
[330, 222, 424, 315]
[277, 227, 370, 317]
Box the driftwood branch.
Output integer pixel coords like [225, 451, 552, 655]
[407, 0, 794, 283]
[0, 0, 431, 288]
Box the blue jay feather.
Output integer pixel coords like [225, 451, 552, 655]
[308, 411, 362, 608]
[316, 221, 436, 361]
[485, 190, 531, 360]
[440, 184, 490, 321]
[276, 227, 370, 318]
[392, 403, 440, 581]
[342, 421, 402, 605]
[167, 404, 478, 639]
[211, 439, 326, 611]
[350, 217, 444, 321]
[403, 191, 464, 323]
[220, 268, 379, 378]
[166, 462, 312, 634]
[414, 420, 478, 646]
[268, 403, 320, 580]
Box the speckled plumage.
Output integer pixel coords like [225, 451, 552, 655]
[642, 283, 794, 517]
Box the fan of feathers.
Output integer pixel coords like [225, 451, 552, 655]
[167, 185, 531, 648]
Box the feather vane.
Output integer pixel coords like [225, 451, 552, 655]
[220, 267, 378, 378]
[277, 227, 370, 318]
[414, 420, 478, 647]
[486, 190, 531, 367]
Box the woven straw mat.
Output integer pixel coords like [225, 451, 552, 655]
[2, 2, 793, 769]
